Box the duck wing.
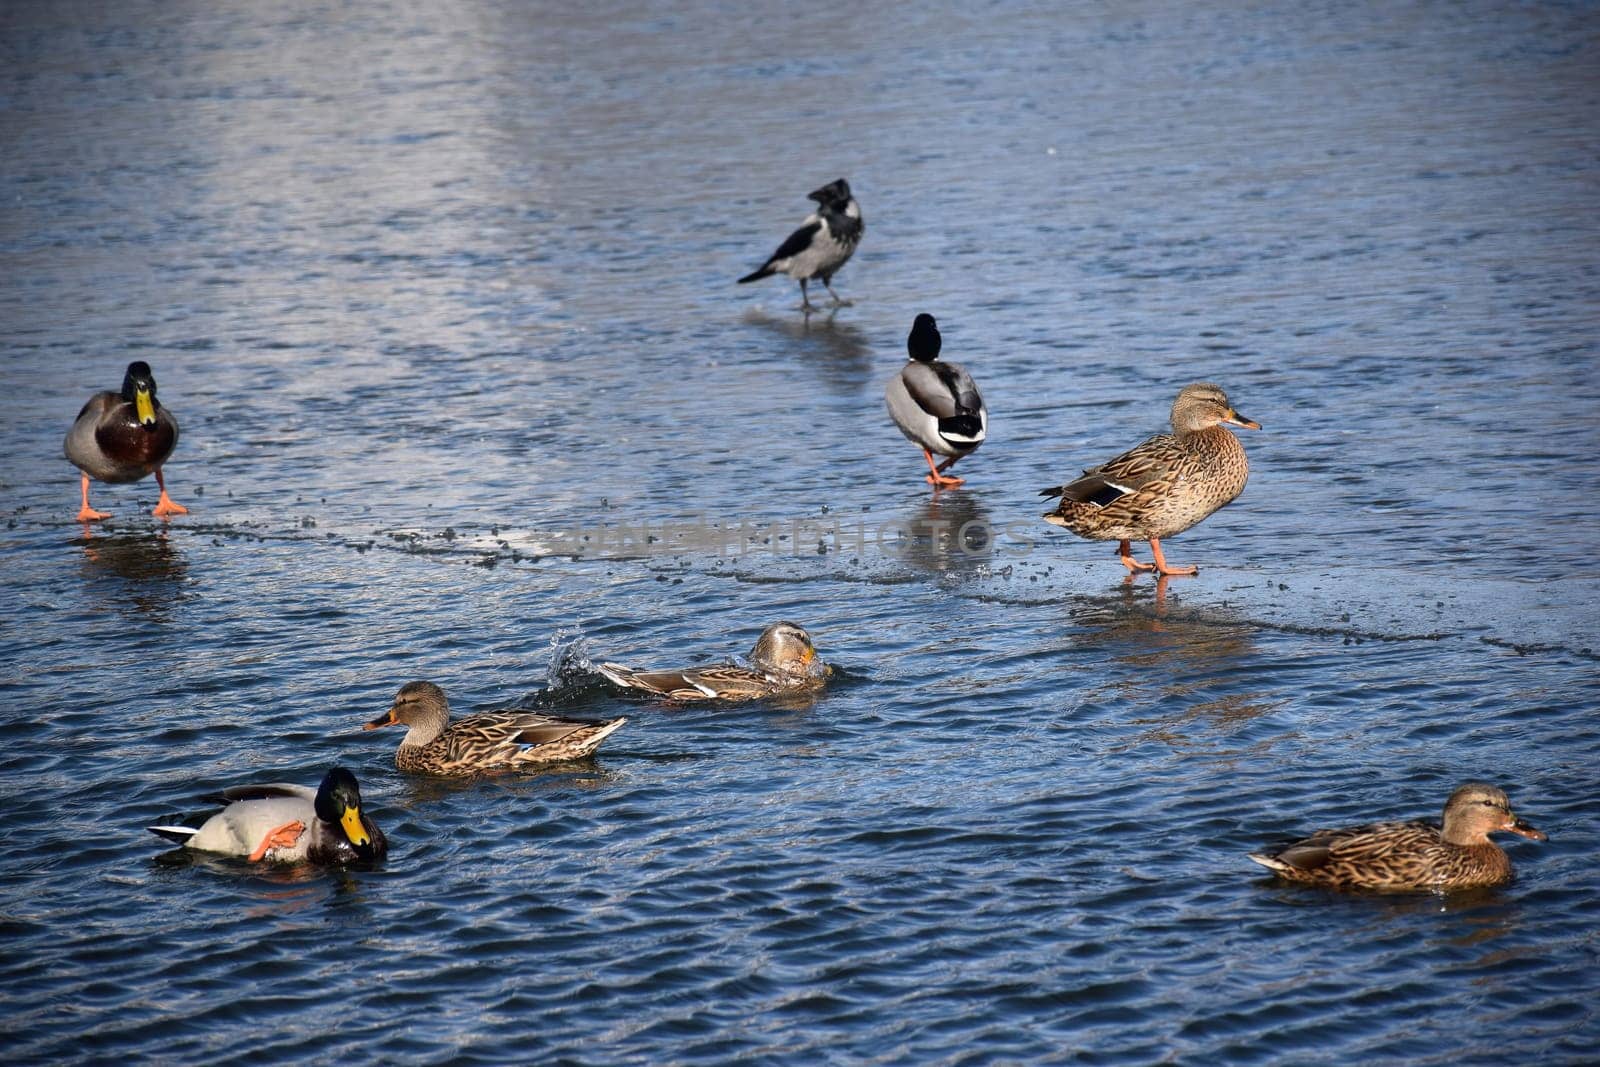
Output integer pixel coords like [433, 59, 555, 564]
[598, 662, 775, 700]
[901, 361, 982, 419]
[1040, 432, 1178, 506]
[598, 663, 720, 699]
[900, 361, 986, 444]
[74, 392, 117, 425]
[1249, 819, 1439, 878]
[173, 795, 316, 859]
[453, 710, 614, 749]
[203, 782, 318, 805]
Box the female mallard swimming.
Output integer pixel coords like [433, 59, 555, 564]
[1040, 382, 1258, 575]
[1248, 782, 1547, 892]
[597, 621, 828, 701]
[885, 313, 987, 488]
[365, 680, 626, 775]
[65, 360, 187, 522]
[148, 767, 385, 866]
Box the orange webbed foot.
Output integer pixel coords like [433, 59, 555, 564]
[1147, 538, 1198, 577]
[922, 450, 965, 489]
[1117, 540, 1154, 573]
[152, 469, 187, 518]
[247, 820, 306, 862]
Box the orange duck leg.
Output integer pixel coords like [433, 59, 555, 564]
[1148, 537, 1198, 577]
[1117, 540, 1153, 573]
[152, 467, 188, 518]
[76, 474, 110, 523]
[247, 820, 306, 862]
[922, 449, 964, 488]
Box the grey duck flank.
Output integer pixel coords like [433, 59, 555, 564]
[885, 313, 987, 487]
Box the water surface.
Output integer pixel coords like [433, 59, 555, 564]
[2, 1, 1598, 1063]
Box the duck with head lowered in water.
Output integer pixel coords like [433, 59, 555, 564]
[597, 622, 829, 702]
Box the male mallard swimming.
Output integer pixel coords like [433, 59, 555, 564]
[64, 360, 187, 522]
[148, 767, 385, 866]
[1040, 382, 1258, 575]
[597, 621, 828, 701]
[1248, 782, 1547, 892]
[738, 178, 864, 312]
[365, 680, 626, 775]
[885, 313, 987, 488]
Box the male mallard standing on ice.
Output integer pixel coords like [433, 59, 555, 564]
[1040, 382, 1257, 575]
[1248, 782, 1546, 892]
[64, 360, 187, 521]
[885, 313, 987, 488]
[738, 178, 863, 312]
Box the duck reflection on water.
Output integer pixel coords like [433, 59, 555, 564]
[77, 528, 190, 622]
[1068, 577, 1283, 750]
[892, 491, 995, 576]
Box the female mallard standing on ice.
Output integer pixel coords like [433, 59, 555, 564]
[884, 314, 987, 488]
[1040, 382, 1258, 576]
[64, 360, 187, 521]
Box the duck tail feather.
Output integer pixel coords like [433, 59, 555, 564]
[148, 825, 196, 845]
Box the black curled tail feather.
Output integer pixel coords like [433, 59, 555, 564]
[938, 413, 983, 440]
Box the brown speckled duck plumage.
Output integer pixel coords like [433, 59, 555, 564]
[366, 681, 625, 776]
[1248, 782, 1547, 892]
[1040, 382, 1258, 575]
[597, 621, 829, 702]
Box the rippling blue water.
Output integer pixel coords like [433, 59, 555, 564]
[3, 1, 1598, 1063]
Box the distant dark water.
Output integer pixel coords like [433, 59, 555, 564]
[2, 1, 1598, 1063]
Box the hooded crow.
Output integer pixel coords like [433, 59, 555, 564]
[738, 178, 863, 311]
